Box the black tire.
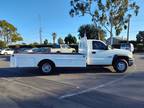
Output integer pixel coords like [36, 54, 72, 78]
[39, 61, 55, 75]
[4, 52, 8, 55]
[113, 59, 128, 73]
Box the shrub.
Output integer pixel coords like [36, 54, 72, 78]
[136, 44, 144, 51]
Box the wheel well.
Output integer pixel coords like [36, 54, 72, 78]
[112, 55, 129, 65]
[38, 59, 55, 67]
[56, 51, 61, 53]
[72, 50, 76, 52]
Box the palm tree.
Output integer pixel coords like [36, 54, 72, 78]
[52, 32, 57, 44]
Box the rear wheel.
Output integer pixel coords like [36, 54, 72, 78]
[39, 61, 55, 75]
[113, 59, 128, 73]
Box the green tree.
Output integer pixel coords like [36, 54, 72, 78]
[72, 36, 77, 44]
[29, 42, 39, 48]
[69, 0, 139, 40]
[44, 39, 48, 45]
[136, 31, 144, 45]
[64, 36, 69, 44]
[78, 24, 106, 40]
[33, 42, 39, 45]
[52, 32, 57, 44]
[58, 37, 64, 44]
[11, 33, 23, 43]
[64, 34, 77, 44]
[0, 20, 23, 44]
[0, 40, 6, 48]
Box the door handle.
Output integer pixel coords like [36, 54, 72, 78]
[92, 51, 96, 54]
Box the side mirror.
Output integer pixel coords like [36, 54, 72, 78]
[106, 45, 111, 50]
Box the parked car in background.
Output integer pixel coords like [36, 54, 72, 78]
[14, 48, 27, 54]
[23, 48, 39, 53]
[0, 48, 3, 52]
[15, 47, 50, 54]
[51, 44, 76, 53]
[0, 48, 14, 55]
[120, 43, 134, 53]
[34, 47, 50, 53]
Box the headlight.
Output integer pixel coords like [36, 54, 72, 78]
[128, 52, 133, 59]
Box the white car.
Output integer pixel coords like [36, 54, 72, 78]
[51, 44, 76, 53]
[23, 48, 39, 53]
[0, 48, 14, 55]
[120, 43, 134, 52]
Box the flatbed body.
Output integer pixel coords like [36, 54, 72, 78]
[11, 53, 86, 68]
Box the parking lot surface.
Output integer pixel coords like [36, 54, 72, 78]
[0, 54, 143, 108]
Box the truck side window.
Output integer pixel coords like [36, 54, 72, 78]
[92, 41, 106, 50]
[55, 45, 60, 48]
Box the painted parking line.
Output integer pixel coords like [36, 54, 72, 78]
[59, 72, 133, 99]
[0, 58, 6, 61]
[1, 77, 56, 97]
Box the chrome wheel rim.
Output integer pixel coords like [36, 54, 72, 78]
[42, 63, 52, 73]
[117, 62, 126, 71]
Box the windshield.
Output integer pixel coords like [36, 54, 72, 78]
[121, 43, 130, 47]
[61, 44, 70, 48]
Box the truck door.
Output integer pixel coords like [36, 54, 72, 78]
[88, 41, 112, 65]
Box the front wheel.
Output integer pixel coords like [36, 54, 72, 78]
[113, 59, 128, 73]
[39, 62, 55, 75]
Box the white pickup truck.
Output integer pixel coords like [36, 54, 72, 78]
[10, 37, 134, 74]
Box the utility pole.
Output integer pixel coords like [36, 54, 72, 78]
[127, 14, 131, 43]
[127, 18, 130, 43]
[38, 15, 42, 44]
[110, 16, 113, 45]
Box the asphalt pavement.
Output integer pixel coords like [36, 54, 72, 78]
[0, 54, 143, 108]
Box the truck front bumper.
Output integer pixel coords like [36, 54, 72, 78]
[128, 58, 134, 66]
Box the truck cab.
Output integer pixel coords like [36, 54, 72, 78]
[79, 37, 134, 73]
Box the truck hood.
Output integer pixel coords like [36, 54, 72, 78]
[109, 48, 133, 58]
